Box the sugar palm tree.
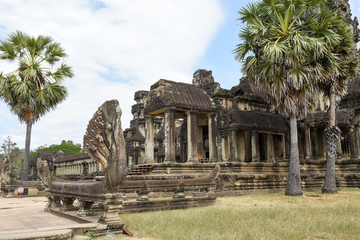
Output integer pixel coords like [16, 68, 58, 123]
[0, 31, 73, 180]
[234, 0, 342, 195]
[316, 8, 359, 193]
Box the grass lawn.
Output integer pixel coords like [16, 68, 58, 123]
[96, 189, 360, 240]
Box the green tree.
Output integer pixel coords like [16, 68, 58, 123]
[318, 6, 359, 193]
[0, 31, 73, 180]
[29, 140, 82, 160]
[0, 136, 16, 180]
[234, 0, 343, 195]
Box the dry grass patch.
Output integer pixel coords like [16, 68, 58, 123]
[97, 189, 360, 240]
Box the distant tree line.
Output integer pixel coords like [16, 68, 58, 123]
[0, 137, 81, 179]
[29, 140, 82, 160]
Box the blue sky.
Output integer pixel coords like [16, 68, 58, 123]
[0, 0, 359, 149]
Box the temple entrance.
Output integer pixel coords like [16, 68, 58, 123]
[259, 133, 267, 161]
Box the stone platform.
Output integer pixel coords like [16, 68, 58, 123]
[0, 196, 103, 240]
[128, 159, 360, 195]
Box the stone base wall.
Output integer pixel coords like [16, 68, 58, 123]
[131, 159, 360, 195]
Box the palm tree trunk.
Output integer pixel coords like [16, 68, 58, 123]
[322, 88, 341, 193]
[285, 115, 303, 196]
[20, 121, 32, 181]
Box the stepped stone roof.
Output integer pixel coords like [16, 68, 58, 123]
[231, 78, 256, 96]
[29, 152, 58, 166]
[227, 110, 288, 133]
[129, 129, 145, 141]
[145, 79, 215, 114]
[55, 153, 90, 163]
[306, 109, 356, 127]
[29, 151, 70, 166]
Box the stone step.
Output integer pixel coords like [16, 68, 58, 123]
[0, 223, 99, 240]
[0, 228, 73, 240]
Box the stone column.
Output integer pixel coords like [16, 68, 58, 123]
[187, 110, 198, 163]
[304, 125, 311, 159]
[164, 107, 176, 163]
[229, 130, 238, 162]
[208, 113, 217, 162]
[244, 130, 252, 162]
[251, 130, 260, 162]
[266, 133, 274, 162]
[145, 115, 155, 163]
[282, 134, 287, 161]
[99, 193, 124, 232]
[349, 125, 359, 159]
[356, 125, 360, 159]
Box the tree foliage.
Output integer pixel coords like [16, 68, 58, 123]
[233, 0, 352, 196]
[29, 140, 82, 160]
[0, 31, 73, 124]
[0, 136, 23, 179]
[0, 31, 74, 180]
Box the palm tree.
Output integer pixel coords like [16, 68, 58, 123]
[234, 0, 342, 195]
[0, 31, 73, 180]
[317, 8, 359, 193]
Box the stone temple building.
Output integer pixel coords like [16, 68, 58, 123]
[30, 68, 360, 192]
[30, 1, 360, 190]
[123, 69, 360, 168]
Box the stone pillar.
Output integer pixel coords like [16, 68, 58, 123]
[83, 162, 88, 175]
[282, 134, 287, 161]
[99, 193, 124, 232]
[266, 133, 274, 162]
[349, 126, 358, 159]
[304, 126, 311, 159]
[145, 115, 155, 163]
[244, 130, 252, 162]
[208, 113, 217, 162]
[356, 125, 360, 159]
[229, 130, 238, 162]
[187, 110, 198, 163]
[164, 107, 176, 163]
[251, 130, 260, 162]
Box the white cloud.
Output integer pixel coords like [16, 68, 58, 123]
[0, 0, 224, 149]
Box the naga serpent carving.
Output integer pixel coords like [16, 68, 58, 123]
[43, 99, 128, 199]
[83, 99, 128, 193]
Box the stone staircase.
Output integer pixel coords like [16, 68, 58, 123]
[127, 164, 155, 175]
